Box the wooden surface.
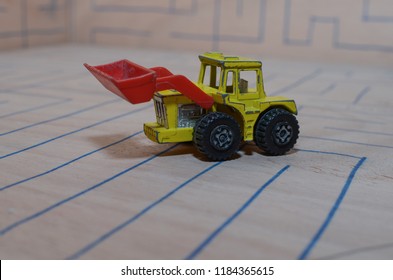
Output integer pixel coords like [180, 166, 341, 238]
[0, 45, 392, 260]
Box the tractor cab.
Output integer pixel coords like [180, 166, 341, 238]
[197, 52, 266, 103]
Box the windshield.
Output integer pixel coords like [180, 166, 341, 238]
[202, 65, 221, 89]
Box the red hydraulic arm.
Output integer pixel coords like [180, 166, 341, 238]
[84, 60, 214, 109]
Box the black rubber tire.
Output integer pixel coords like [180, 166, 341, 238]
[193, 112, 241, 161]
[254, 108, 299, 156]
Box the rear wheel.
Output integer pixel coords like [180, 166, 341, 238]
[193, 112, 241, 161]
[254, 108, 299, 155]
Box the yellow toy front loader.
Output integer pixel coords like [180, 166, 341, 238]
[85, 52, 299, 161]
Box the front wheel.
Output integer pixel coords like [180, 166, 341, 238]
[254, 108, 299, 156]
[193, 112, 241, 161]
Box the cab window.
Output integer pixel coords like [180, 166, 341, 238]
[239, 70, 258, 93]
[225, 71, 235, 93]
[203, 65, 221, 89]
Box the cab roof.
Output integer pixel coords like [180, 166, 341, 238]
[199, 52, 262, 69]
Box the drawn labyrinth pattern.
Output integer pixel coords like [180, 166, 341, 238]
[0, 0, 69, 49]
[283, 0, 393, 52]
[1, 0, 393, 64]
[1, 45, 392, 259]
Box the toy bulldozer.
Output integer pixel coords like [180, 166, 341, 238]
[84, 52, 299, 161]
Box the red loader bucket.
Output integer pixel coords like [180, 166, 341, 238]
[85, 59, 214, 109]
[84, 60, 156, 104]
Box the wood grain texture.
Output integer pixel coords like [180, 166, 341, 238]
[0, 45, 392, 259]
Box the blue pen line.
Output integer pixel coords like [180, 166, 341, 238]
[353, 86, 370, 105]
[89, 27, 151, 43]
[264, 73, 278, 82]
[325, 126, 393, 137]
[0, 104, 152, 159]
[170, 0, 266, 45]
[0, 27, 65, 39]
[67, 161, 223, 260]
[212, 0, 221, 50]
[270, 69, 322, 96]
[0, 99, 70, 119]
[21, 0, 28, 48]
[40, 0, 58, 13]
[0, 131, 143, 192]
[0, 99, 119, 137]
[1, 88, 67, 101]
[91, 0, 197, 15]
[186, 165, 290, 260]
[283, 0, 393, 52]
[362, 0, 393, 23]
[319, 83, 336, 95]
[236, 0, 243, 16]
[301, 135, 393, 149]
[295, 148, 362, 160]
[300, 113, 384, 125]
[1, 69, 64, 86]
[1, 71, 88, 93]
[0, 144, 180, 236]
[298, 157, 367, 259]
